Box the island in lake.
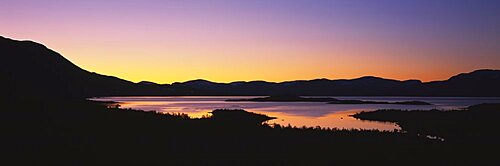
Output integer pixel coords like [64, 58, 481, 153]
[227, 95, 432, 105]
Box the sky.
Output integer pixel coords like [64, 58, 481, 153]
[1, 0, 500, 83]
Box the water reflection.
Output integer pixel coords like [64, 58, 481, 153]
[91, 96, 500, 131]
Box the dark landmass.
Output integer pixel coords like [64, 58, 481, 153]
[2, 99, 498, 165]
[2, 36, 500, 98]
[227, 95, 432, 105]
[210, 109, 276, 125]
[352, 103, 500, 143]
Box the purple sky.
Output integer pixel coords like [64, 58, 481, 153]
[1, 0, 499, 83]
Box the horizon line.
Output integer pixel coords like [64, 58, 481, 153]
[136, 69, 499, 85]
[2, 35, 498, 85]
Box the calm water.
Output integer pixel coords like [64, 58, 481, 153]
[90, 96, 500, 131]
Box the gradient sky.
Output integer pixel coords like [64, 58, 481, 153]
[1, 0, 500, 83]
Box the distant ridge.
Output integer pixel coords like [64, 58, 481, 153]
[1, 36, 499, 99]
[170, 69, 500, 96]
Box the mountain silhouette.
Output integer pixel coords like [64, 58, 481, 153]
[169, 70, 500, 96]
[1, 36, 499, 99]
[0, 36, 175, 99]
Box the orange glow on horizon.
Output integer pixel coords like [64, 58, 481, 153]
[1, 1, 499, 84]
[8, 35, 490, 84]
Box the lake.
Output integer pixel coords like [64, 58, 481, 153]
[90, 96, 500, 131]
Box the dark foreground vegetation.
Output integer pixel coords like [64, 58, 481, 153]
[2, 98, 499, 165]
[228, 95, 432, 105]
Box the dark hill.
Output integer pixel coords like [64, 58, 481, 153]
[423, 69, 500, 96]
[0, 36, 175, 99]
